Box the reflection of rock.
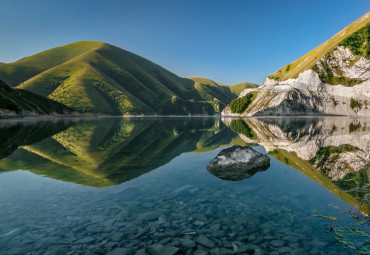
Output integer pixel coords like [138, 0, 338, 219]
[207, 145, 270, 181]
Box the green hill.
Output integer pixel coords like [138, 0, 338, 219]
[269, 11, 370, 81]
[190, 77, 259, 97]
[0, 42, 241, 115]
[222, 82, 260, 96]
[0, 79, 74, 117]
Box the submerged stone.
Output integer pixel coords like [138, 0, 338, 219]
[147, 244, 179, 255]
[270, 239, 284, 247]
[106, 248, 134, 255]
[195, 235, 215, 248]
[206, 145, 270, 181]
[180, 238, 196, 248]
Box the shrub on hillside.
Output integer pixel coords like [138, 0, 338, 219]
[350, 98, 361, 109]
[229, 93, 256, 113]
[339, 23, 370, 59]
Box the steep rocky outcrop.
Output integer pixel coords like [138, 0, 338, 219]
[222, 69, 370, 116]
[222, 12, 370, 117]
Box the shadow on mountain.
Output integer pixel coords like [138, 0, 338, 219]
[0, 117, 240, 187]
[222, 117, 370, 215]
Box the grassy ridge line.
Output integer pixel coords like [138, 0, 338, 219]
[0, 41, 103, 87]
[270, 12, 370, 81]
[226, 82, 259, 96]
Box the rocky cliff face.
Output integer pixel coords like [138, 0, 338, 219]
[222, 68, 370, 116]
[315, 46, 370, 82]
[222, 17, 370, 117]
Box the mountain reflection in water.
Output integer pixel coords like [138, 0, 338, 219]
[0, 117, 242, 187]
[224, 117, 370, 215]
[0, 117, 368, 214]
[0, 116, 369, 254]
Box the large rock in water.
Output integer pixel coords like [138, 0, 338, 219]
[207, 145, 270, 181]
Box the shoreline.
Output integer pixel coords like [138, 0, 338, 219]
[1, 114, 370, 122]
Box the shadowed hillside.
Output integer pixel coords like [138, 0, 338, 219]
[0, 79, 74, 117]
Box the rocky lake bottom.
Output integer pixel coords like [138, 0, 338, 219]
[0, 117, 368, 255]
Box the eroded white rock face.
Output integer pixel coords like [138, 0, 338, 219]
[319, 46, 370, 80]
[222, 46, 370, 117]
[264, 69, 322, 90]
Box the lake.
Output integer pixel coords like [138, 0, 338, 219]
[0, 117, 368, 255]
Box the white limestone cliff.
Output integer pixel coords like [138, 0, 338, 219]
[222, 46, 370, 116]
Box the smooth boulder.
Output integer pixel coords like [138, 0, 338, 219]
[207, 145, 270, 181]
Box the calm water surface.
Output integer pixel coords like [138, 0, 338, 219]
[0, 117, 368, 255]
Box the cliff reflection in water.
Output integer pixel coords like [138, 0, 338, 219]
[0, 118, 242, 187]
[224, 117, 370, 214]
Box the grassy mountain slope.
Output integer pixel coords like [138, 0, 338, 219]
[269, 12, 370, 81]
[0, 79, 74, 116]
[0, 41, 103, 87]
[190, 77, 259, 97]
[0, 42, 239, 115]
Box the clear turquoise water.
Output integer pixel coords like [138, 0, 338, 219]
[0, 117, 368, 255]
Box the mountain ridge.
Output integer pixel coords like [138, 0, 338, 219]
[0, 42, 254, 115]
[189, 77, 259, 96]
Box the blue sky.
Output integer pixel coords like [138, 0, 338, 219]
[1, 0, 369, 84]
